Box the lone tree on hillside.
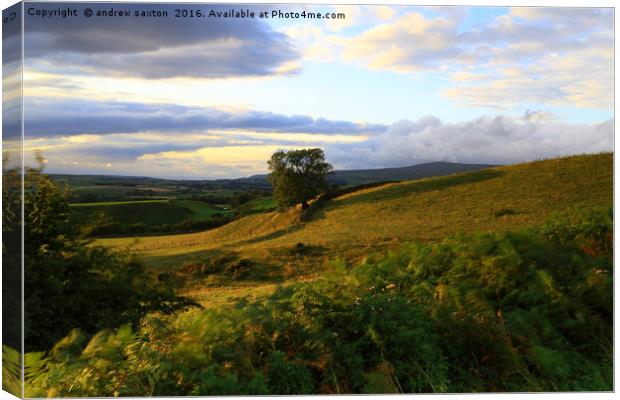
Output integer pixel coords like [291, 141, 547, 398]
[268, 148, 333, 211]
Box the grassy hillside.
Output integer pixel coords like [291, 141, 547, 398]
[98, 153, 612, 274]
[328, 161, 498, 186]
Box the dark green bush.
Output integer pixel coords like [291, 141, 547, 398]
[266, 351, 315, 394]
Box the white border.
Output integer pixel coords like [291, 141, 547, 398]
[0, 1, 616, 399]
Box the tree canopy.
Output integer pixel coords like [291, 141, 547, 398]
[267, 148, 333, 211]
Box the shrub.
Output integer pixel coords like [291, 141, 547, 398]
[224, 259, 253, 279]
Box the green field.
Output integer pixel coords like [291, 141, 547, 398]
[71, 199, 232, 228]
[239, 196, 276, 213]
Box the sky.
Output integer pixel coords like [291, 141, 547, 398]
[4, 2, 614, 179]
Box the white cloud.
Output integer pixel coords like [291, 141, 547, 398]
[327, 113, 613, 170]
[509, 7, 610, 30]
[330, 7, 613, 110]
[282, 5, 401, 62]
[443, 44, 613, 109]
[283, 24, 341, 62]
[25, 112, 613, 179]
[342, 12, 459, 73]
[375, 6, 397, 21]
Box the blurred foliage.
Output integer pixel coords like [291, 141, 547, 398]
[2, 345, 22, 396]
[21, 205, 612, 396]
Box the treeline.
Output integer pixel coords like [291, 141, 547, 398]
[18, 206, 612, 396]
[72, 189, 271, 205]
[186, 189, 271, 207]
[69, 191, 169, 204]
[82, 213, 235, 237]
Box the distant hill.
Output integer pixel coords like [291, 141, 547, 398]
[241, 161, 498, 187]
[49, 161, 497, 189]
[48, 173, 271, 189]
[327, 161, 498, 186]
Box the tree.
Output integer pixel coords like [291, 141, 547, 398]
[267, 148, 333, 211]
[3, 154, 197, 351]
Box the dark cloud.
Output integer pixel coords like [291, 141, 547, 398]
[23, 3, 298, 78]
[67, 143, 210, 162]
[2, 3, 23, 140]
[23, 98, 387, 137]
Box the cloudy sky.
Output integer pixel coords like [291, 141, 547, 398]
[9, 2, 614, 178]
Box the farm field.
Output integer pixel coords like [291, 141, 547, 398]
[70, 199, 233, 228]
[247, 196, 276, 210]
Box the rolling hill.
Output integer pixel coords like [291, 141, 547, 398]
[243, 161, 497, 186]
[329, 161, 497, 185]
[58, 161, 498, 235]
[98, 153, 612, 278]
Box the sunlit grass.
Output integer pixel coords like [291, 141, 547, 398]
[98, 153, 612, 266]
